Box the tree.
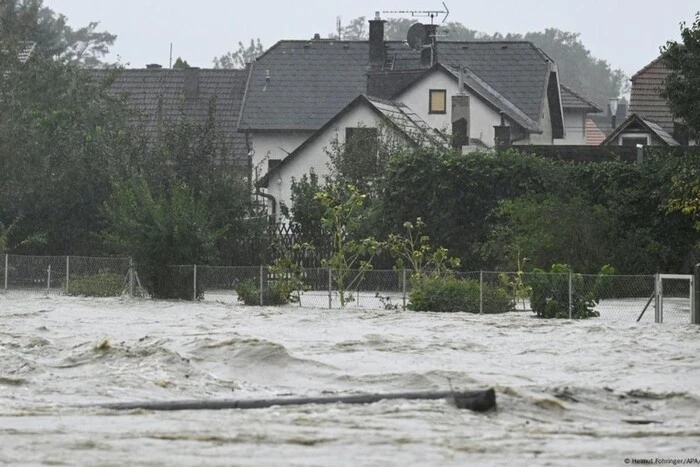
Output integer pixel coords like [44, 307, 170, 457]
[0, 0, 116, 67]
[0, 53, 137, 255]
[213, 38, 264, 69]
[661, 12, 700, 138]
[172, 57, 190, 69]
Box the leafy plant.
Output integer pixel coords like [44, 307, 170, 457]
[234, 278, 295, 306]
[65, 271, 124, 297]
[315, 184, 382, 306]
[528, 264, 611, 319]
[386, 217, 460, 279]
[408, 276, 513, 313]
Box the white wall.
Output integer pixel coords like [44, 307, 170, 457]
[250, 132, 312, 182]
[527, 93, 553, 145]
[397, 71, 502, 147]
[554, 110, 586, 145]
[267, 104, 409, 222]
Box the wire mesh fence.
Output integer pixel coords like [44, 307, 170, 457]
[1, 255, 132, 297]
[2, 255, 696, 325]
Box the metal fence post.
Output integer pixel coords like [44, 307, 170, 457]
[691, 264, 698, 325]
[654, 273, 660, 323]
[568, 272, 573, 319]
[402, 269, 407, 311]
[65, 256, 70, 292]
[328, 267, 332, 309]
[129, 258, 134, 297]
[259, 265, 264, 306]
[4, 254, 7, 291]
[479, 270, 484, 315]
[193, 264, 198, 301]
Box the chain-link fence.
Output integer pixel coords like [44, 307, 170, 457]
[2, 255, 696, 324]
[2, 255, 132, 297]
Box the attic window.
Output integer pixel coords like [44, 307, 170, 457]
[429, 89, 447, 114]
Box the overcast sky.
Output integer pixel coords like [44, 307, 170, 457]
[46, 0, 699, 78]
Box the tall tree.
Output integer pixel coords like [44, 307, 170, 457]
[661, 12, 700, 138]
[213, 38, 264, 69]
[0, 0, 116, 67]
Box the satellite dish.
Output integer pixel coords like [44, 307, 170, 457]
[407, 23, 426, 50]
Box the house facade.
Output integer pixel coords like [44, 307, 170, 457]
[603, 56, 697, 147]
[238, 15, 606, 220]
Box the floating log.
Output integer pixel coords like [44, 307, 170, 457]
[90, 389, 496, 413]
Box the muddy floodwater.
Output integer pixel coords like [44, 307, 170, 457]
[1, 295, 699, 466]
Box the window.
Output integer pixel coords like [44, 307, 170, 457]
[620, 135, 649, 146]
[429, 89, 447, 114]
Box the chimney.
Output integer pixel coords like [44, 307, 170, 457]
[369, 12, 386, 67]
[494, 112, 512, 151]
[146, 63, 163, 69]
[312, 33, 321, 40]
[452, 94, 470, 150]
[421, 24, 438, 67]
[184, 67, 200, 99]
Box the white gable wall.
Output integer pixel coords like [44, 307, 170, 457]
[527, 93, 553, 145]
[396, 72, 502, 147]
[267, 104, 410, 222]
[554, 110, 587, 145]
[250, 131, 313, 182]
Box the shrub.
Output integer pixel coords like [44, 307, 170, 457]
[65, 272, 124, 297]
[528, 264, 607, 319]
[408, 276, 513, 313]
[234, 279, 296, 306]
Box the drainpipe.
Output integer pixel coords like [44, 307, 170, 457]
[255, 187, 277, 224]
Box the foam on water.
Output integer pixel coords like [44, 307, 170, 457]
[1, 294, 699, 465]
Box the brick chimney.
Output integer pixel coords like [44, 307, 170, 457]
[369, 12, 386, 67]
[494, 112, 512, 151]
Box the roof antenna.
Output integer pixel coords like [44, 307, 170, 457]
[169, 43, 173, 69]
[382, 2, 450, 24]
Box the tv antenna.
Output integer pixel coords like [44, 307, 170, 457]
[382, 2, 450, 24]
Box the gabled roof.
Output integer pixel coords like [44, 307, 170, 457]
[629, 55, 676, 133]
[93, 68, 250, 162]
[239, 40, 555, 132]
[560, 84, 603, 113]
[585, 118, 607, 145]
[258, 94, 448, 187]
[600, 113, 679, 146]
[441, 64, 541, 132]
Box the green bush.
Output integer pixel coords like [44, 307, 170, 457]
[234, 279, 296, 306]
[408, 276, 514, 313]
[65, 272, 124, 297]
[529, 264, 606, 319]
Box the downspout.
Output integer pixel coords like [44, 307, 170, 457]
[255, 187, 277, 224]
[245, 130, 277, 223]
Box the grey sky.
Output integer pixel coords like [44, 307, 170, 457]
[47, 0, 698, 78]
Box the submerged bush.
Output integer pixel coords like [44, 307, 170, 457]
[65, 272, 124, 297]
[408, 276, 513, 313]
[529, 264, 608, 319]
[234, 278, 297, 306]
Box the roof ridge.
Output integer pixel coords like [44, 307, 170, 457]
[631, 55, 665, 81]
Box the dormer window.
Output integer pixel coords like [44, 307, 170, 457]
[429, 89, 447, 114]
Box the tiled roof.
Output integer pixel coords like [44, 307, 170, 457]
[240, 40, 554, 132]
[560, 84, 602, 112]
[585, 118, 607, 145]
[94, 68, 250, 162]
[259, 94, 448, 187]
[442, 64, 540, 132]
[600, 113, 679, 146]
[629, 56, 676, 134]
